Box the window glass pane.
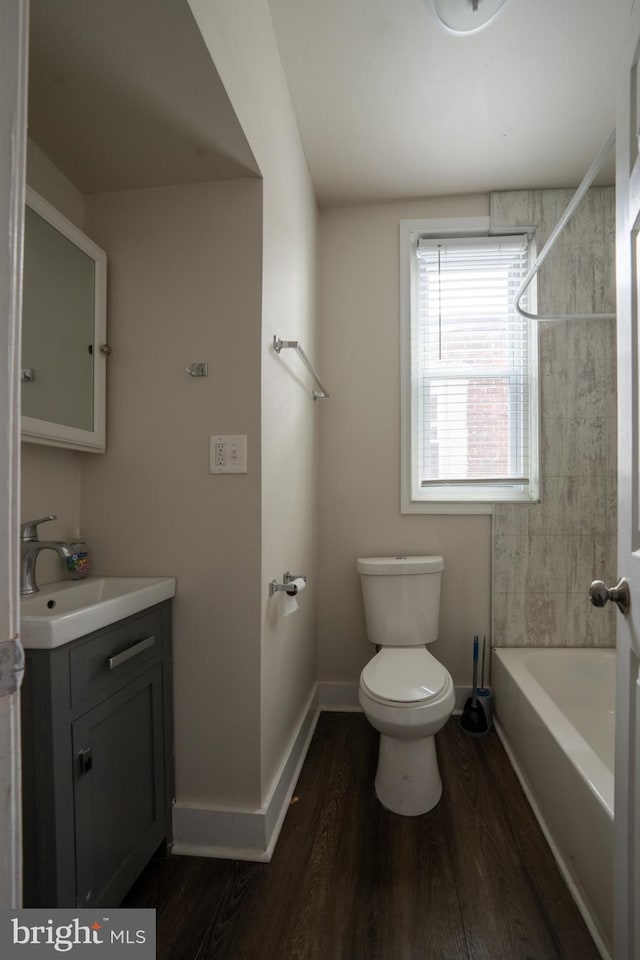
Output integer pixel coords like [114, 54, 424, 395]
[415, 235, 530, 487]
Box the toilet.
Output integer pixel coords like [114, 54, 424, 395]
[357, 555, 454, 816]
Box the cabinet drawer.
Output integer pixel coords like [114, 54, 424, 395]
[70, 609, 162, 707]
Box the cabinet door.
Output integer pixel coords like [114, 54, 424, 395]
[72, 664, 166, 907]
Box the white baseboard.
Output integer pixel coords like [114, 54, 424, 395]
[171, 812, 273, 863]
[317, 681, 361, 711]
[172, 686, 320, 862]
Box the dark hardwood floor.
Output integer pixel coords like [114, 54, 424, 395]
[123, 713, 601, 960]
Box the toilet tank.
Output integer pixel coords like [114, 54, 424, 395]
[357, 556, 444, 647]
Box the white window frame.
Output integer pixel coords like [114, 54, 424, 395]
[400, 216, 539, 515]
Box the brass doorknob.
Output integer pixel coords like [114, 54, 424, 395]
[589, 578, 630, 615]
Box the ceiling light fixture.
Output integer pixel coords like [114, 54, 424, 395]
[429, 0, 507, 36]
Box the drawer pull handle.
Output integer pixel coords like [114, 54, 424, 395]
[78, 747, 93, 775]
[107, 634, 156, 670]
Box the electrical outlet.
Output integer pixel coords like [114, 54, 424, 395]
[210, 435, 247, 474]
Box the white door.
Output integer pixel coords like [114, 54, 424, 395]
[0, 0, 27, 908]
[612, 3, 640, 955]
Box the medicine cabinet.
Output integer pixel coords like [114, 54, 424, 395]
[21, 186, 107, 452]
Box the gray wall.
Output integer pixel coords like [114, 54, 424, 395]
[82, 180, 265, 808]
[491, 187, 617, 648]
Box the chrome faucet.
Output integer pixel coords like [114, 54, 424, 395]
[20, 515, 74, 596]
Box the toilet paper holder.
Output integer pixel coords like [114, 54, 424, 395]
[269, 572, 307, 597]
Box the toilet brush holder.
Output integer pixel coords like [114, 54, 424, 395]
[460, 635, 488, 736]
[475, 687, 493, 733]
[460, 691, 488, 736]
[460, 635, 492, 737]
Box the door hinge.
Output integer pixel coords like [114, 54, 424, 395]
[0, 638, 25, 696]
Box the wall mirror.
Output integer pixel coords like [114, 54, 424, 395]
[21, 187, 107, 452]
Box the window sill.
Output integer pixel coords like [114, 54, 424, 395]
[401, 490, 539, 515]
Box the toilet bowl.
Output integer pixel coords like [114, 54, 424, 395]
[357, 556, 454, 816]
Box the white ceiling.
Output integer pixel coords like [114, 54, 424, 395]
[268, 0, 633, 206]
[27, 0, 633, 207]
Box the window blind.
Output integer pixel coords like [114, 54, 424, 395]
[415, 234, 530, 487]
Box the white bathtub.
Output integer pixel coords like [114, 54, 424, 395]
[492, 647, 614, 960]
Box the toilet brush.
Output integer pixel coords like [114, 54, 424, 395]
[460, 635, 488, 736]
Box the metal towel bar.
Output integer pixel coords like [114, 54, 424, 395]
[273, 336, 330, 400]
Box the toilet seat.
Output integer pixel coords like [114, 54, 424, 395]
[361, 648, 448, 705]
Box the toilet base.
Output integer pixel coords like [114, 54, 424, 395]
[375, 733, 442, 816]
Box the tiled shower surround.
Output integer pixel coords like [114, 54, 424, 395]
[491, 187, 617, 648]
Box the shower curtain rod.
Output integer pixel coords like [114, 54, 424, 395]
[514, 129, 616, 323]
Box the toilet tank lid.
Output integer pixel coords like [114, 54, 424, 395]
[357, 555, 444, 576]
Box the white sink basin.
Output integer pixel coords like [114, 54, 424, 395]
[20, 576, 176, 649]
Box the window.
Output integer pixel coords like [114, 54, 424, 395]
[400, 218, 538, 513]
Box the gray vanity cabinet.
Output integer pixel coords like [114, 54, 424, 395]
[21, 600, 173, 908]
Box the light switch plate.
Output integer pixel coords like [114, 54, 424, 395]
[210, 435, 247, 474]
